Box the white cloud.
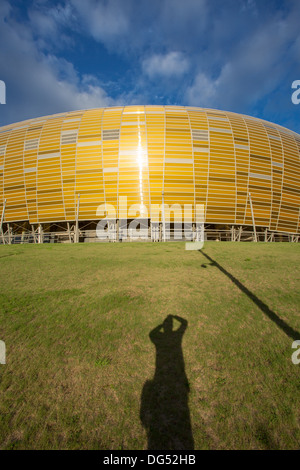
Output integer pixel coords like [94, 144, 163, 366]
[185, 72, 217, 107]
[0, 1, 116, 126]
[185, 4, 300, 112]
[142, 52, 190, 79]
[68, 0, 208, 55]
[1, 0, 299, 133]
[70, 0, 129, 45]
[28, 3, 76, 48]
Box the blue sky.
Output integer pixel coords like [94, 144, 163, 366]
[0, 0, 299, 132]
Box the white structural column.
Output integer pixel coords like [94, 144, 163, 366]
[162, 191, 166, 242]
[0, 198, 6, 243]
[75, 193, 80, 243]
[248, 192, 257, 242]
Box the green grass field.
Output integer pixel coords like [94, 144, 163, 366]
[0, 241, 299, 450]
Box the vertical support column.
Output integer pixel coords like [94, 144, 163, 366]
[162, 191, 166, 242]
[75, 193, 80, 243]
[116, 219, 119, 242]
[7, 223, 11, 245]
[38, 224, 43, 244]
[248, 193, 257, 242]
[200, 222, 204, 243]
[231, 226, 234, 242]
[195, 204, 205, 243]
[0, 198, 6, 244]
[67, 222, 72, 243]
[31, 224, 36, 244]
[238, 226, 242, 242]
[151, 221, 159, 242]
[108, 220, 116, 242]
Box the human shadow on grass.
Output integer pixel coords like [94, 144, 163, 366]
[200, 250, 300, 341]
[140, 315, 194, 450]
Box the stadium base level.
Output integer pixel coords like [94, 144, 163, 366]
[0, 221, 299, 244]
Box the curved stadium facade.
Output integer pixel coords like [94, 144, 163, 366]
[0, 105, 299, 243]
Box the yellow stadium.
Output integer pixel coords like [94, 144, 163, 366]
[0, 105, 299, 243]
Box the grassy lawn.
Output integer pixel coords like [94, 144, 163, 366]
[0, 241, 299, 450]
